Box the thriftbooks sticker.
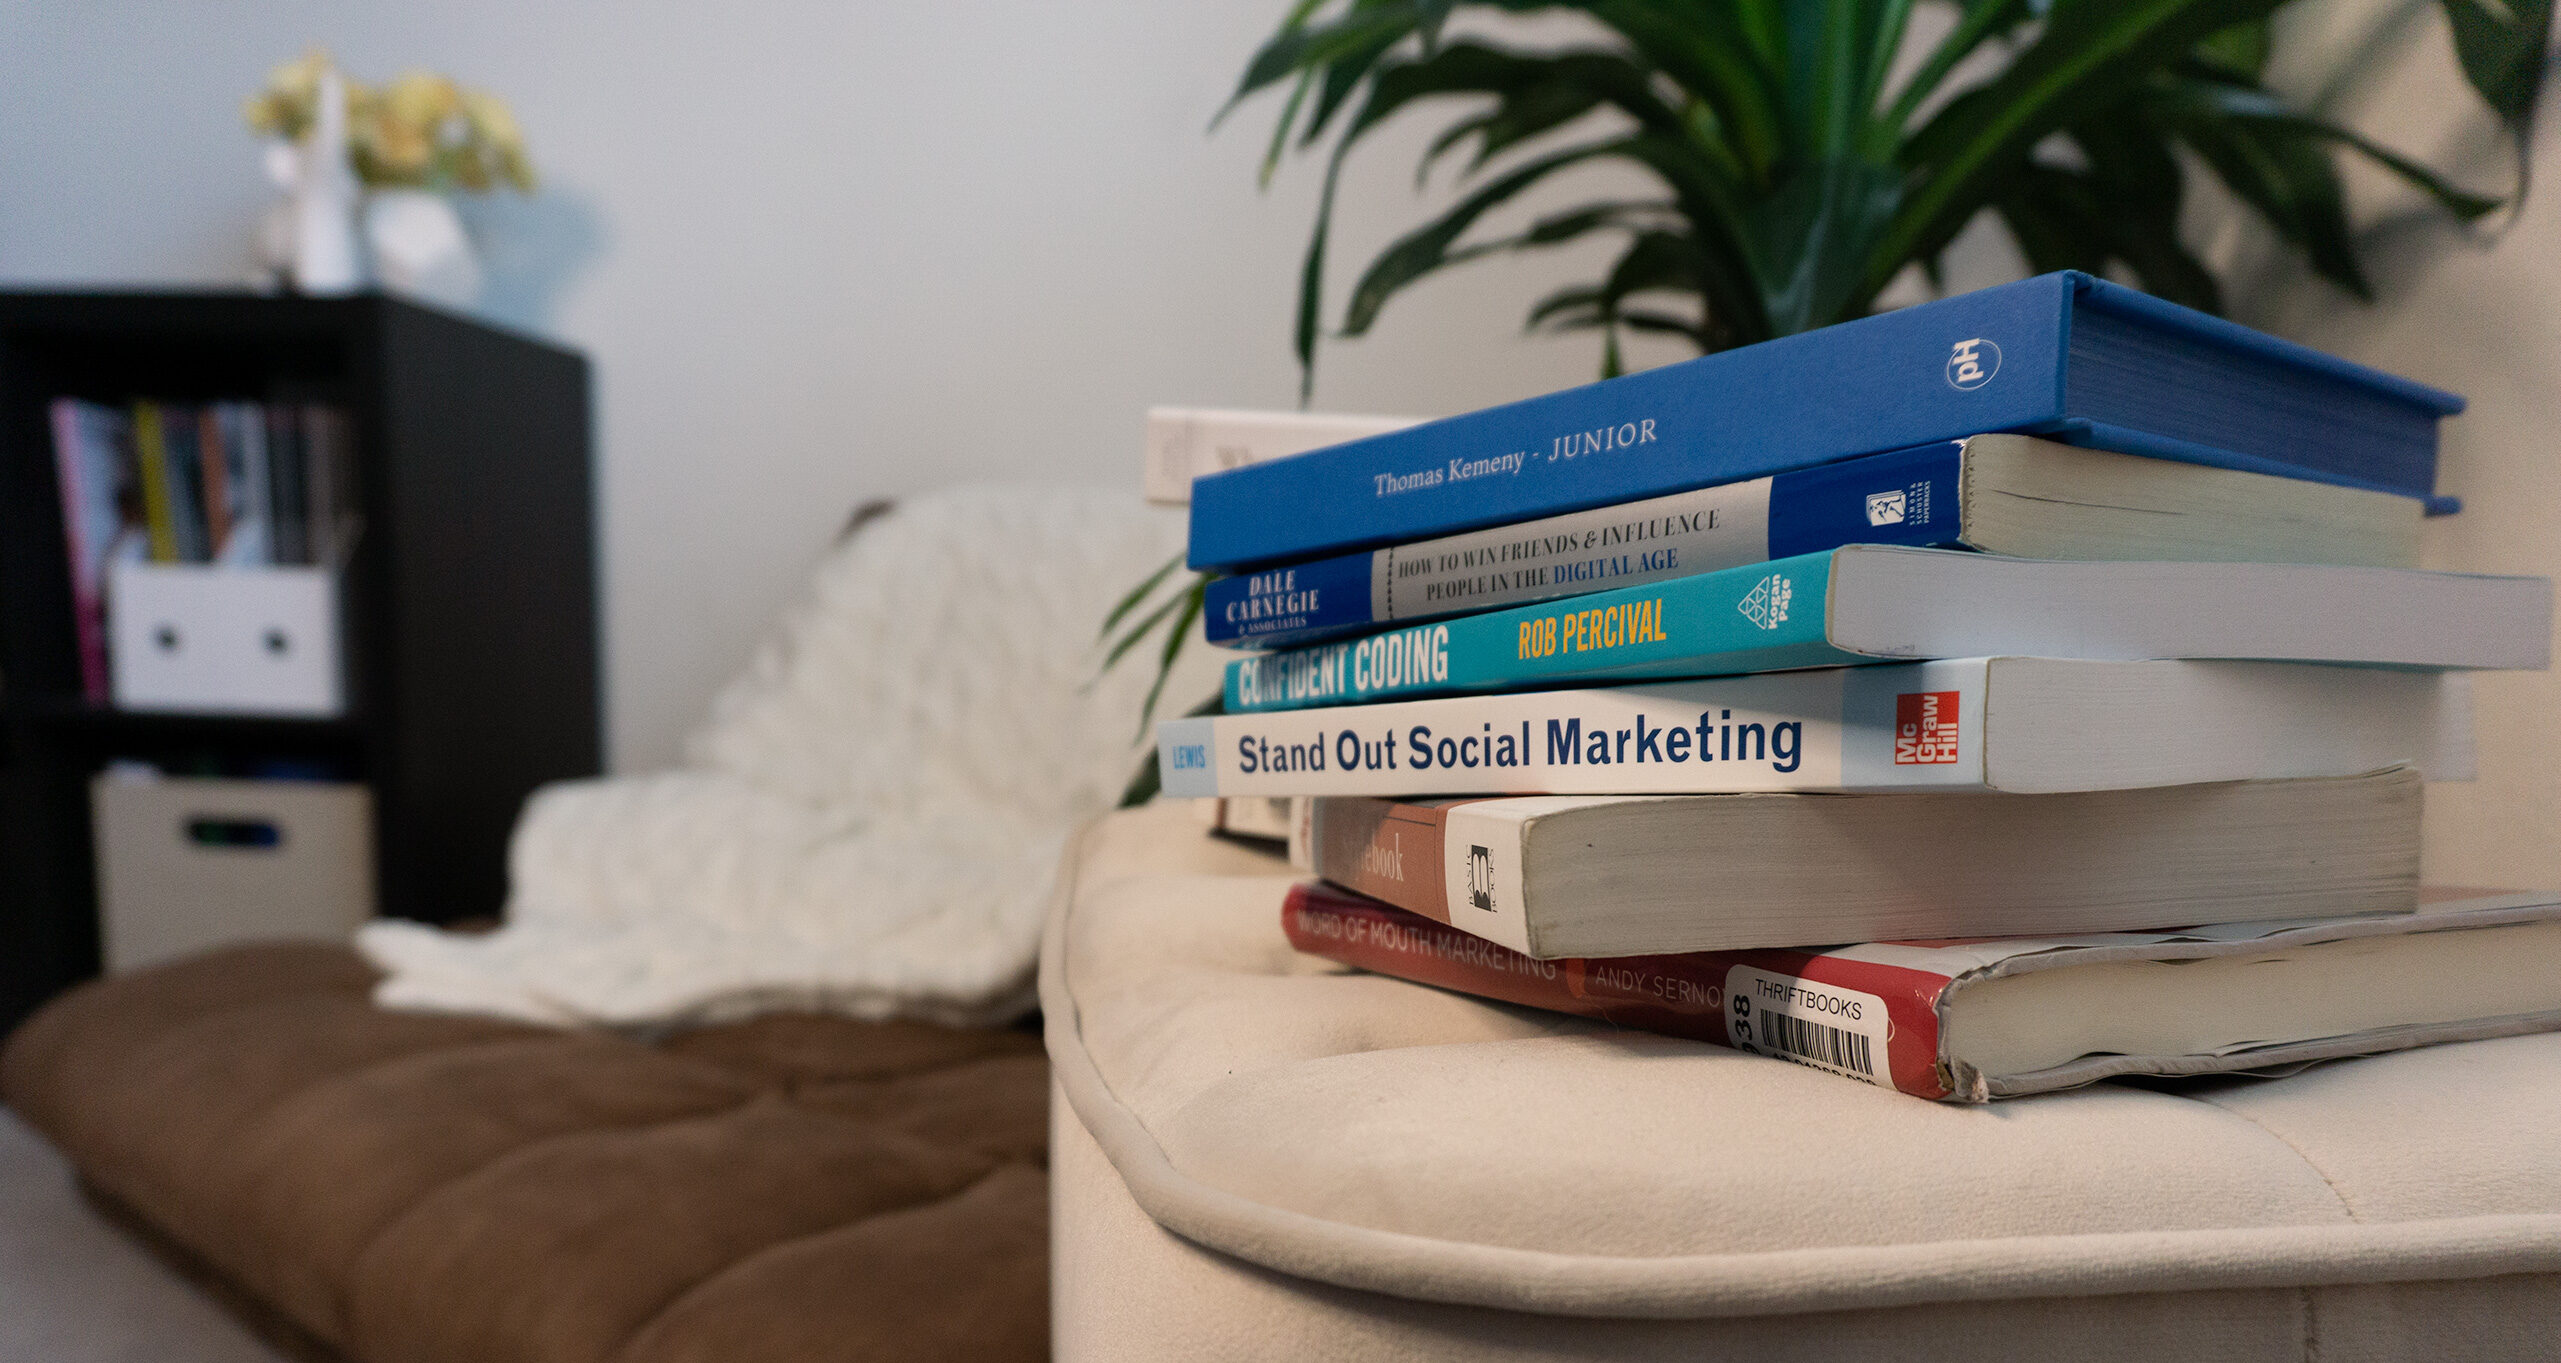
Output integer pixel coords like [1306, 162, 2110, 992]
[1725, 967, 1892, 1086]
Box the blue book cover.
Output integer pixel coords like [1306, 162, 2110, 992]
[1205, 441, 1966, 648]
[1187, 271, 2462, 571]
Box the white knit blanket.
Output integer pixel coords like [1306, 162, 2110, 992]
[356, 483, 1216, 1028]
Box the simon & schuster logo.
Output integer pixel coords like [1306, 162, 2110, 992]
[1894, 691, 1961, 764]
[1945, 337, 2000, 390]
[1467, 845, 1496, 910]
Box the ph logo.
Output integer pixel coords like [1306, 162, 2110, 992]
[1864, 490, 1907, 526]
[1946, 337, 2000, 390]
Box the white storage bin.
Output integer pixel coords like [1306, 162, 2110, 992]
[90, 772, 376, 973]
[108, 561, 345, 717]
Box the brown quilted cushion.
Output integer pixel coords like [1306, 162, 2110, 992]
[0, 942, 1048, 1363]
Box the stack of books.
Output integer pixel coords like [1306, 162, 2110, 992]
[1152, 270, 2561, 1102]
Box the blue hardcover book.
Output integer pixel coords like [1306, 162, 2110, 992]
[1187, 271, 2463, 571]
[1221, 546, 2549, 712]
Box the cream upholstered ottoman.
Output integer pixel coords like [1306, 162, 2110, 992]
[1043, 805, 2561, 1361]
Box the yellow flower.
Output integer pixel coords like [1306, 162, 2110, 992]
[245, 52, 532, 194]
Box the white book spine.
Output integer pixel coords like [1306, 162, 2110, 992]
[1159, 658, 2472, 797]
[1143, 407, 1420, 505]
[1366, 476, 1779, 624]
[1161, 663, 1977, 797]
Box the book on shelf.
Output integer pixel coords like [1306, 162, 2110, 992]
[1282, 880, 2561, 1101]
[1186, 270, 2461, 571]
[1304, 772, 2419, 958]
[266, 403, 310, 565]
[48, 399, 136, 703]
[1203, 434, 2430, 649]
[131, 401, 183, 563]
[1157, 657, 2475, 797]
[302, 403, 357, 566]
[1220, 548, 2550, 713]
[195, 404, 234, 560]
[1145, 407, 1419, 505]
[216, 401, 274, 566]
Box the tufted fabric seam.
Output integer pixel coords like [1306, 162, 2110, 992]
[598, 1156, 1040, 1363]
[323, 1079, 773, 1341]
[341, 1092, 1006, 1358]
[2191, 1096, 2365, 1224]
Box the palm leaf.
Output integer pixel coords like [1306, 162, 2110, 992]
[1876, 0, 2292, 295]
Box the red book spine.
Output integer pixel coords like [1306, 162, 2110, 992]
[1284, 881, 1962, 1099]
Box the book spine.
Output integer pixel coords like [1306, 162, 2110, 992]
[131, 402, 179, 563]
[223, 403, 273, 565]
[1145, 409, 1421, 504]
[1186, 276, 2071, 569]
[49, 400, 111, 703]
[1281, 885, 1958, 1098]
[1162, 661, 1994, 797]
[160, 408, 209, 562]
[1306, 797, 1462, 923]
[1205, 549, 1381, 648]
[267, 404, 308, 565]
[1226, 550, 1849, 712]
[1202, 441, 1973, 648]
[196, 406, 233, 560]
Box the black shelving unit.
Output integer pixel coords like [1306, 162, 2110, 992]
[0, 290, 598, 1032]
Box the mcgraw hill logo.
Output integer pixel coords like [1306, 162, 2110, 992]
[1946, 337, 2001, 390]
[1737, 574, 1792, 630]
[1894, 691, 1961, 764]
[1466, 845, 1496, 911]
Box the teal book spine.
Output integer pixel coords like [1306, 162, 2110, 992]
[1223, 550, 1861, 712]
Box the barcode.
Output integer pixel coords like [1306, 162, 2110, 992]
[1757, 1010, 1875, 1076]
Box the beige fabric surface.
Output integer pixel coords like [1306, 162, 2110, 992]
[1042, 804, 2561, 1323]
[1051, 1078, 2561, 1361]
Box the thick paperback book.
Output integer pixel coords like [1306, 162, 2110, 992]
[1202, 435, 2429, 648]
[1187, 271, 2462, 571]
[1222, 547, 2550, 713]
[1160, 657, 2477, 798]
[1282, 882, 2561, 1101]
[1304, 774, 2422, 958]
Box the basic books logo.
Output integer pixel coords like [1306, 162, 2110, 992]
[1737, 574, 1792, 630]
[1894, 690, 1961, 764]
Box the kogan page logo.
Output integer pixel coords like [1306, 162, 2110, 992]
[1894, 691, 1961, 764]
[1945, 337, 2000, 390]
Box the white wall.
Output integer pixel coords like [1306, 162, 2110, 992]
[0, 0, 1671, 771]
[4, 4, 2555, 883]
